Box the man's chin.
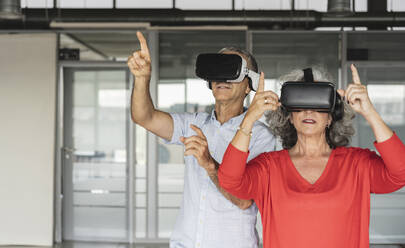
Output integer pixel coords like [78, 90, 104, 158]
[215, 97, 242, 106]
[213, 94, 231, 102]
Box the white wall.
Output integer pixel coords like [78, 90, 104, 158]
[0, 33, 57, 245]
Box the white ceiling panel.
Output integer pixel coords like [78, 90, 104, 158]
[116, 0, 172, 8]
[21, 0, 53, 8]
[176, 0, 231, 10]
[20, 0, 405, 12]
[355, 0, 367, 11]
[296, 0, 327, 12]
[390, 0, 405, 11]
[235, 0, 291, 10]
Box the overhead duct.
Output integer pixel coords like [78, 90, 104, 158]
[2, 9, 405, 30]
[0, 0, 23, 19]
[327, 0, 352, 15]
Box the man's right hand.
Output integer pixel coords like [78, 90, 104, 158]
[128, 31, 174, 141]
[127, 31, 151, 80]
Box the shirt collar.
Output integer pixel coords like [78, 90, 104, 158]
[209, 107, 248, 126]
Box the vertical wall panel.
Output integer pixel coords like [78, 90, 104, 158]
[0, 33, 57, 246]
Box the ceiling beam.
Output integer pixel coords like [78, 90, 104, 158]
[1, 9, 405, 30]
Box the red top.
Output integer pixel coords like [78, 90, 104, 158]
[218, 133, 405, 248]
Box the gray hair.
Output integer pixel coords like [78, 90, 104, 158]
[218, 47, 259, 73]
[266, 66, 355, 149]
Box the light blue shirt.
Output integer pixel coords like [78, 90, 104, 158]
[166, 109, 276, 248]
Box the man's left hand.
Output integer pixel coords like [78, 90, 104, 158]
[180, 124, 215, 171]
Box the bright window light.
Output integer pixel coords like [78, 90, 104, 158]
[367, 85, 405, 125]
[98, 89, 127, 108]
[186, 79, 214, 107]
[158, 84, 185, 109]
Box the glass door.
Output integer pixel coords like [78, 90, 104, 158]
[62, 66, 131, 241]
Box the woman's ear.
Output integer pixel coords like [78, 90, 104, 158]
[288, 113, 293, 125]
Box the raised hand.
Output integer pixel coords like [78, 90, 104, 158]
[180, 124, 214, 170]
[339, 64, 375, 117]
[245, 72, 281, 123]
[127, 31, 151, 80]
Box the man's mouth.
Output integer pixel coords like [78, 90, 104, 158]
[216, 84, 231, 89]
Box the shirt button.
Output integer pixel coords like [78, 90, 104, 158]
[200, 219, 203, 224]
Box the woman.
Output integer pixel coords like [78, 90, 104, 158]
[217, 65, 405, 248]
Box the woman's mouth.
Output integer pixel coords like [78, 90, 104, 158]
[302, 119, 316, 124]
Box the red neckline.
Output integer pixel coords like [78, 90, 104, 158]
[284, 148, 336, 188]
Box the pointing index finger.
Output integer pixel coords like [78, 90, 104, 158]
[190, 124, 205, 139]
[257, 72, 265, 92]
[136, 31, 150, 56]
[351, 64, 361, 85]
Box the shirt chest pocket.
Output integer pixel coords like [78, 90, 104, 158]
[207, 181, 239, 212]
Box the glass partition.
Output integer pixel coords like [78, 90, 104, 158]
[252, 32, 340, 103]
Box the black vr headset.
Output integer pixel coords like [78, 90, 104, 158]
[195, 53, 260, 91]
[280, 68, 343, 121]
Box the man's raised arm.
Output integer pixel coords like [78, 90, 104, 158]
[128, 31, 174, 141]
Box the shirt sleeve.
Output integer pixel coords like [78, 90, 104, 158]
[218, 143, 270, 201]
[163, 112, 196, 146]
[369, 133, 405, 193]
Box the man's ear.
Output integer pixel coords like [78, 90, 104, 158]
[245, 79, 252, 95]
[245, 86, 251, 95]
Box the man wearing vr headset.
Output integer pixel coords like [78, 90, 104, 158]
[128, 32, 276, 248]
[218, 65, 405, 248]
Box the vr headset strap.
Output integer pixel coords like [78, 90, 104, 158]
[303, 68, 314, 82]
[247, 70, 260, 92]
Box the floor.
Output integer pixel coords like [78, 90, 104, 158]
[1, 241, 405, 248]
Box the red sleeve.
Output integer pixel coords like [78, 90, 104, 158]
[218, 143, 269, 201]
[369, 133, 405, 193]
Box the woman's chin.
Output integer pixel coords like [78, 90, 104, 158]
[296, 127, 326, 137]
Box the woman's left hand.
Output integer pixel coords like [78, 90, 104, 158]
[244, 72, 281, 124]
[338, 64, 376, 117]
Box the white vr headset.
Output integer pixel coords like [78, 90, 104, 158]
[195, 53, 260, 91]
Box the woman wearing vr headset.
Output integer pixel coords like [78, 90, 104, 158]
[217, 65, 405, 248]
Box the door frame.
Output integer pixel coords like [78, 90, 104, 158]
[55, 61, 134, 242]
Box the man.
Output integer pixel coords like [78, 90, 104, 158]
[128, 31, 276, 248]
